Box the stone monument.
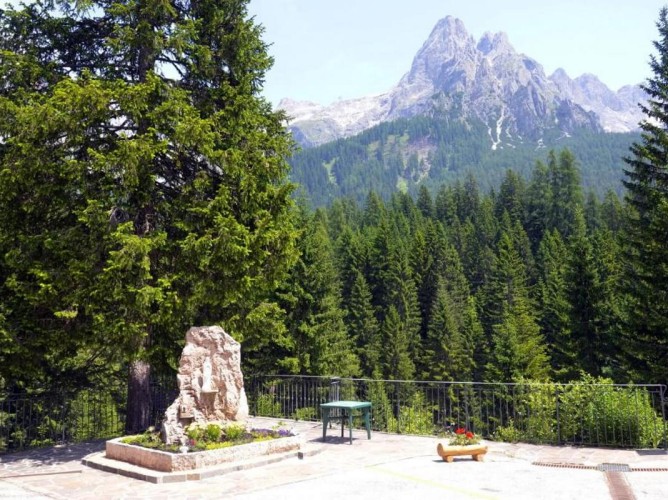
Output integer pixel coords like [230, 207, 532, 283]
[161, 326, 249, 445]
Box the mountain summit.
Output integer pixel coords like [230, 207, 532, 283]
[279, 16, 644, 147]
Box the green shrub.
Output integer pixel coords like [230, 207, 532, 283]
[204, 423, 222, 442]
[292, 407, 316, 421]
[387, 392, 435, 435]
[223, 423, 246, 441]
[559, 375, 665, 448]
[71, 389, 124, 442]
[494, 419, 523, 443]
[366, 380, 392, 431]
[520, 383, 558, 444]
[254, 393, 282, 417]
[488, 375, 665, 448]
[121, 430, 163, 449]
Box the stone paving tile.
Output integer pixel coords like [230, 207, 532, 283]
[0, 419, 667, 499]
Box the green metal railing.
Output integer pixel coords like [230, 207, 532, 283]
[0, 381, 176, 454]
[1, 376, 665, 453]
[244, 375, 668, 449]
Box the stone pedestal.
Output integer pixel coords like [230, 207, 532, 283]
[161, 326, 249, 445]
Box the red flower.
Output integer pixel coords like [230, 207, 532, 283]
[455, 428, 465, 435]
[466, 431, 474, 439]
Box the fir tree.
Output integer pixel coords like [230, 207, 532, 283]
[495, 169, 526, 222]
[621, 6, 668, 383]
[380, 306, 416, 381]
[525, 160, 552, 250]
[345, 270, 381, 377]
[416, 184, 435, 219]
[277, 213, 359, 377]
[0, 0, 298, 431]
[536, 230, 574, 379]
[566, 208, 605, 376]
[548, 149, 584, 238]
[423, 279, 475, 381]
[484, 232, 550, 381]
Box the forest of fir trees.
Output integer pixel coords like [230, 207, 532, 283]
[274, 148, 635, 385]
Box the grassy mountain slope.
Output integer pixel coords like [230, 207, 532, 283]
[288, 113, 639, 207]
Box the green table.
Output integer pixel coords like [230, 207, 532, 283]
[321, 401, 372, 444]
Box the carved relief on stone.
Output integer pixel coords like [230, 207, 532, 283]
[161, 326, 249, 445]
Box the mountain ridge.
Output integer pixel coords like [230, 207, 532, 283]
[280, 16, 645, 148]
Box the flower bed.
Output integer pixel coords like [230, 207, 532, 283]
[107, 433, 302, 472]
[106, 423, 302, 472]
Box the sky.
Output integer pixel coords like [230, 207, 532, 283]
[248, 0, 667, 106]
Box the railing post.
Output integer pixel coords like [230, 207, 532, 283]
[396, 381, 401, 434]
[555, 385, 561, 446]
[329, 377, 340, 402]
[661, 385, 667, 451]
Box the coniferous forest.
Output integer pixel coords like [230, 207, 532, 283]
[1, 0, 668, 439]
[273, 152, 630, 384]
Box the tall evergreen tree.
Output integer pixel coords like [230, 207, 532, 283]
[495, 169, 526, 222]
[600, 190, 624, 233]
[277, 213, 359, 377]
[621, 6, 668, 384]
[548, 149, 584, 238]
[345, 270, 380, 377]
[434, 184, 459, 227]
[0, 0, 298, 431]
[484, 232, 550, 381]
[536, 230, 574, 379]
[385, 243, 422, 361]
[410, 222, 446, 345]
[335, 226, 368, 310]
[416, 184, 435, 219]
[565, 208, 606, 376]
[379, 305, 415, 381]
[584, 190, 603, 231]
[525, 160, 552, 250]
[422, 279, 475, 381]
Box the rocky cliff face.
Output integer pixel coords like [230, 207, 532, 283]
[280, 16, 644, 147]
[549, 69, 645, 132]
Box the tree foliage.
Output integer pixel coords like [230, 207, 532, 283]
[621, 6, 668, 384]
[0, 1, 298, 429]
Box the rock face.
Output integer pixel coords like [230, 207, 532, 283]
[162, 326, 249, 445]
[280, 16, 645, 147]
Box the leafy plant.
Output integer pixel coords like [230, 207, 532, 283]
[559, 375, 665, 448]
[222, 424, 245, 441]
[493, 420, 523, 443]
[254, 393, 282, 417]
[204, 423, 222, 442]
[387, 392, 435, 435]
[125, 422, 295, 453]
[448, 427, 481, 446]
[292, 407, 316, 421]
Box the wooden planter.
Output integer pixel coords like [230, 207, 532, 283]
[436, 442, 488, 462]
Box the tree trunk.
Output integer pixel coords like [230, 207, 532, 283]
[125, 359, 151, 434]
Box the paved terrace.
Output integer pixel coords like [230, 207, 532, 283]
[1, 417, 667, 499]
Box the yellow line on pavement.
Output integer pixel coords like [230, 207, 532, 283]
[368, 465, 499, 500]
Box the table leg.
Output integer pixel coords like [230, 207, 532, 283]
[364, 408, 371, 439]
[322, 408, 329, 441]
[348, 411, 354, 444]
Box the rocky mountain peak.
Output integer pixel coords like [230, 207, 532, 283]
[477, 31, 512, 56]
[280, 15, 645, 146]
[403, 16, 477, 90]
[549, 69, 645, 130]
[430, 15, 471, 44]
